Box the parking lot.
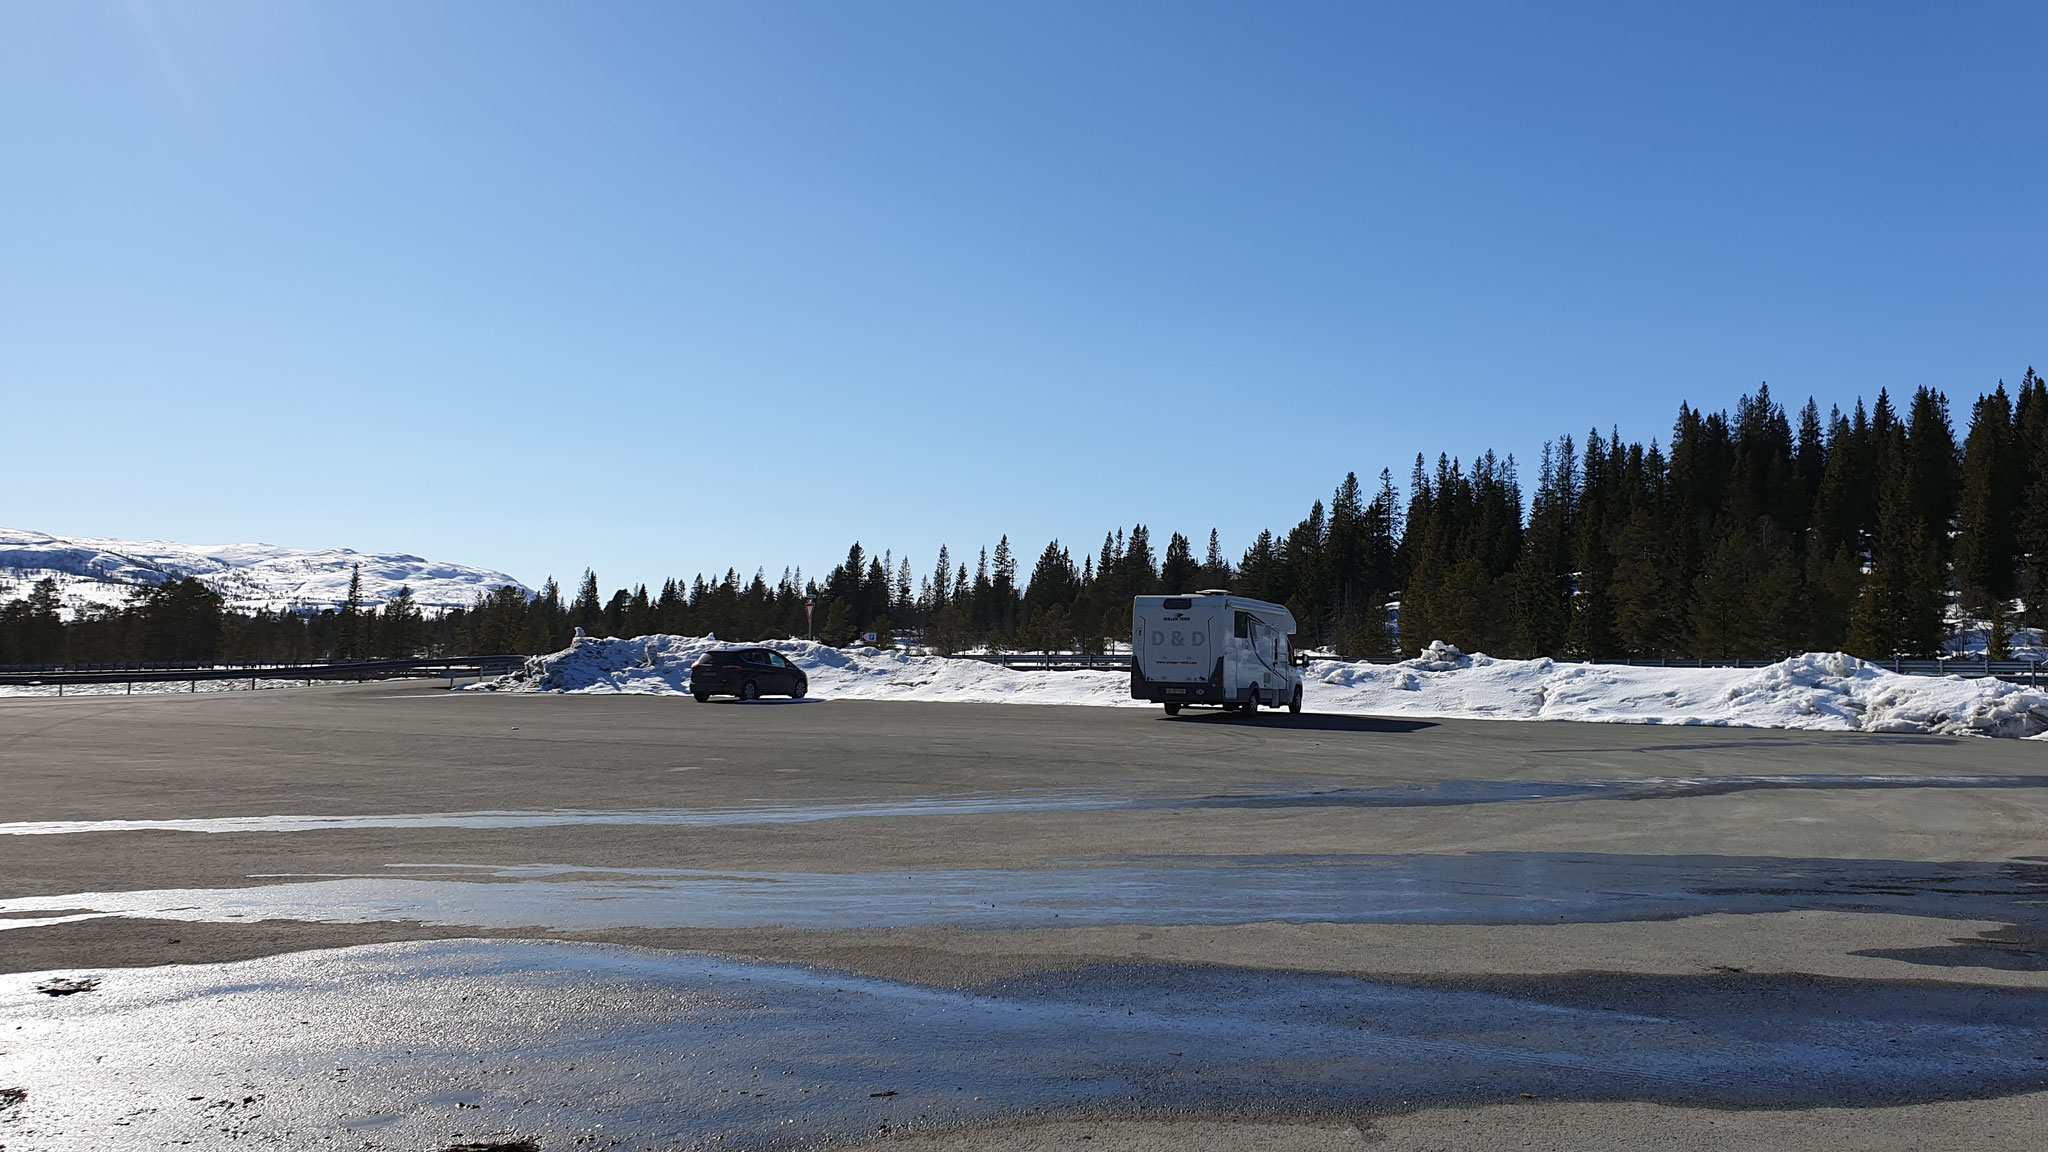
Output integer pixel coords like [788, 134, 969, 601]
[3, 683, 2045, 1149]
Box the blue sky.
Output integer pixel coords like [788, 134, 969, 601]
[4, 2, 2043, 593]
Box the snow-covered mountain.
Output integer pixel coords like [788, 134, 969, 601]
[0, 529, 530, 617]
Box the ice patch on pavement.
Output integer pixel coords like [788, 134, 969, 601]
[479, 635, 2048, 738]
[8, 940, 2048, 1151]
[6, 853, 2048, 933]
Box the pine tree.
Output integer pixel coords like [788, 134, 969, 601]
[865, 557, 890, 630]
[573, 570, 603, 636]
[970, 548, 992, 633]
[536, 577, 568, 648]
[1564, 433, 1618, 658]
[1690, 518, 1769, 658]
[929, 546, 952, 612]
[821, 598, 853, 646]
[2016, 369, 2048, 631]
[335, 564, 365, 659]
[1159, 532, 1198, 594]
[1024, 540, 1080, 621]
[1279, 502, 1327, 643]
[1511, 442, 1573, 657]
[1793, 397, 1827, 525]
[603, 588, 631, 636]
[990, 536, 1018, 636]
[1124, 526, 1157, 595]
[518, 597, 553, 653]
[1609, 505, 1675, 657]
[1344, 471, 1403, 655]
[1396, 459, 1438, 655]
[1956, 385, 2020, 623]
[1848, 437, 1945, 659]
[18, 577, 65, 664]
[1200, 529, 1232, 590]
[656, 578, 688, 635]
[624, 584, 655, 638]
[1903, 387, 1961, 562]
[1236, 530, 1278, 602]
[377, 584, 422, 657]
[1802, 545, 1861, 652]
[1811, 405, 1866, 557]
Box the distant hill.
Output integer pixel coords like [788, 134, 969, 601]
[0, 528, 531, 617]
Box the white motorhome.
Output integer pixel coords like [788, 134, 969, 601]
[1131, 592, 1304, 716]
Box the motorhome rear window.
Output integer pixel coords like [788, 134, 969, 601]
[1162, 598, 1192, 609]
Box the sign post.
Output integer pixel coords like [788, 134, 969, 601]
[805, 598, 815, 640]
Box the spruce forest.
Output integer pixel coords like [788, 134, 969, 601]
[5, 375, 2043, 666]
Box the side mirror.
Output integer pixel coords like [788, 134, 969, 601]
[1291, 653, 1308, 668]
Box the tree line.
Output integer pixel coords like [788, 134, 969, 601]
[5, 372, 2042, 666]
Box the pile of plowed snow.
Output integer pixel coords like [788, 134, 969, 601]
[474, 634, 1135, 708]
[477, 635, 2048, 738]
[1315, 643, 2048, 738]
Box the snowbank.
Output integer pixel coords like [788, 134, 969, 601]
[1310, 647, 2048, 739]
[478, 635, 2048, 739]
[475, 634, 1138, 708]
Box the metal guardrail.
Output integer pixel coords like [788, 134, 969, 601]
[0, 655, 529, 689]
[941, 651, 2048, 685]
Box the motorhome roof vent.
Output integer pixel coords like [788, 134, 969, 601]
[1194, 589, 1230, 596]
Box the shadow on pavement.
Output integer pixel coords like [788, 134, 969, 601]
[1167, 711, 1437, 733]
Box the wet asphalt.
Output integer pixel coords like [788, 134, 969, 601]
[2, 683, 2046, 1150]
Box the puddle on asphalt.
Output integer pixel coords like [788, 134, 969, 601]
[6, 852, 2045, 935]
[1, 940, 2044, 1150]
[4, 774, 2044, 837]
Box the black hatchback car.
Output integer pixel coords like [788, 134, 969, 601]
[689, 648, 807, 702]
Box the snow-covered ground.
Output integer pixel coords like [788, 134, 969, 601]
[0, 528, 528, 616]
[1943, 623, 2045, 661]
[0, 679, 331, 699]
[478, 635, 2048, 739]
[477, 635, 1137, 708]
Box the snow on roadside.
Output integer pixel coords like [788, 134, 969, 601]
[0, 679, 327, 699]
[473, 634, 1138, 708]
[1311, 645, 2048, 739]
[478, 635, 2048, 739]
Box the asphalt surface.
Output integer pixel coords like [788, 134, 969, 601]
[2, 682, 2045, 1150]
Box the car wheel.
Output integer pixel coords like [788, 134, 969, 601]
[740, 680, 760, 702]
[790, 677, 806, 699]
[1289, 684, 1303, 714]
[1245, 685, 1259, 715]
[1164, 703, 1180, 716]
[692, 689, 710, 703]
